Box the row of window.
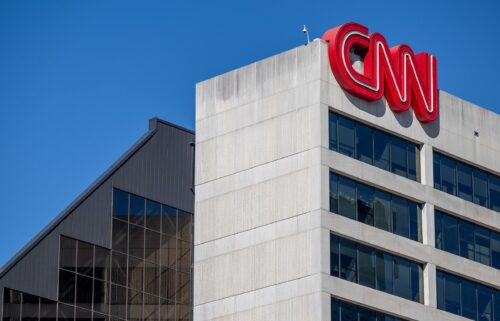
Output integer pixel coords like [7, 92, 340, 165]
[434, 152, 500, 212]
[437, 270, 500, 321]
[331, 297, 405, 321]
[330, 234, 423, 303]
[435, 211, 500, 269]
[113, 189, 193, 242]
[330, 173, 420, 242]
[3, 288, 58, 321]
[329, 111, 419, 181]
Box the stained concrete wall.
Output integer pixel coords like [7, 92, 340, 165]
[195, 39, 500, 321]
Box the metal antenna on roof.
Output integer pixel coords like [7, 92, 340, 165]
[302, 25, 310, 45]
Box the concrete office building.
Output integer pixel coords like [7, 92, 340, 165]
[0, 119, 195, 321]
[193, 39, 500, 321]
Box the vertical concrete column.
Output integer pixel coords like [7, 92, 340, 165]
[420, 144, 434, 186]
[424, 263, 437, 308]
[421, 203, 435, 247]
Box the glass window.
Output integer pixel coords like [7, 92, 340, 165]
[331, 298, 340, 321]
[392, 196, 410, 239]
[146, 199, 162, 232]
[437, 271, 445, 310]
[390, 137, 407, 177]
[441, 156, 457, 195]
[409, 203, 419, 242]
[94, 246, 110, 281]
[338, 117, 355, 157]
[492, 233, 500, 269]
[59, 270, 76, 304]
[75, 275, 93, 310]
[143, 294, 159, 321]
[130, 194, 145, 226]
[329, 112, 338, 150]
[3, 289, 22, 321]
[493, 292, 500, 321]
[160, 236, 177, 269]
[459, 220, 475, 261]
[376, 252, 393, 293]
[177, 272, 191, 305]
[74, 307, 91, 321]
[40, 298, 57, 321]
[110, 252, 127, 286]
[160, 267, 176, 301]
[92, 312, 108, 321]
[359, 306, 377, 321]
[434, 152, 441, 190]
[330, 235, 340, 277]
[144, 261, 160, 296]
[443, 214, 459, 255]
[374, 190, 392, 232]
[330, 173, 339, 213]
[128, 256, 144, 291]
[457, 163, 473, 201]
[177, 240, 192, 273]
[340, 301, 357, 321]
[93, 279, 108, 314]
[60, 237, 77, 271]
[393, 257, 412, 301]
[478, 286, 493, 321]
[129, 224, 145, 259]
[109, 284, 126, 320]
[407, 144, 417, 181]
[338, 177, 356, 220]
[475, 227, 491, 266]
[178, 210, 192, 241]
[22, 293, 39, 321]
[113, 189, 128, 220]
[357, 184, 374, 225]
[339, 239, 357, 282]
[145, 229, 161, 264]
[358, 245, 375, 288]
[461, 279, 478, 321]
[435, 211, 443, 250]
[128, 289, 143, 321]
[356, 123, 373, 164]
[444, 273, 461, 315]
[162, 205, 177, 237]
[410, 264, 422, 302]
[490, 175, 500, 211]
[77, 241, 94, 277]
[374, 130, 390, 171]
[473, 169, 489, 207]
[58, 303, 74, 321]
[331, 298, 406, 321]
[112, 219, 128, 254]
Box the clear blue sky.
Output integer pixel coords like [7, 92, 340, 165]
[0, 0, 499, 267]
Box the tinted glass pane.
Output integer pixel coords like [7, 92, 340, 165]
[109, 285, 127, 320]
[110, 252, 127, 286]
[357, 184, 374, 225]
[376, 252, 393, 293]
[159, 298, 175, 321]
[489, 175, 500, 211]
[177, 272, 191, 304]
[75, 275, 93, 309]
[94, 246, 110, 281]
[128, 256, 144, 291]
[410, 264, 422, 303]
[356, 123, 373, 164]
[329, 112, 338, 151]
[409, 203, 419, 242]
[75, 307, 91, 321]
[407, 143, 417, 181]
[358, 245, 375, 288]
[146, 199, 162, 232]
[459, 219, 475, 261]
[473, 169, 489, 207]
[359, 306, 377, 321]
[113, 189, 128, 219]
[492, 233, 500, 269]
[330, 235, 340, 277]
[92, 313, 108, 321]
[435, 211, 443, 250]
[128, 289, 143, 321]
[177, 240, 191, 273]
[160, 236, 177, 268]
[478, 286, 493, 321]
[143, 294, 159, 321]
[338, 177, 356, 220]
[144, 261, 159, 296]
[58, 304, 74, 321]
[374, 130, 390, 171]
[462, 279, 478, 321]
[434, 152, 441, 190]
[331, 298, 340, 321]
[457, 163, 473, 201]
[374, 190, 392, 232]
[60, 237, 77, 271]
[40, 298, 57, 321]
[340, 301, 357, 321]
[59, 270, 76, 304]
[77, 241, 93, 277]
[339, 239, 357, 282]
[475, 227, 491, 266]
[338, 117, 355, 157]
[493, 292, 500, 321]
[22, 293, 39, 321]
[330, 173, 339, 213]
[112, 219, 128, 254]
[390, 137, 407, 177]
[444, 274, 461, 315]
[161, 205, 177, 237]
[130, 194, 145, 226]
[441, 156, 457, 195]
[129, 224, 145, 259]
[178, 210, 192, 241]
[145, 229, 161, 264]
[443, 214, 459, 255]
[437, 271, 445, 310]
[3, 289, 22, 321]
[392, 197, 409, 239]
[393, 257, 412, 300]
[160, 267, 176, 301]
[93, 279, 109, 314]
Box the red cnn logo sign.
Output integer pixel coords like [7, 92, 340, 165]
[322, 22, 438, 123]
